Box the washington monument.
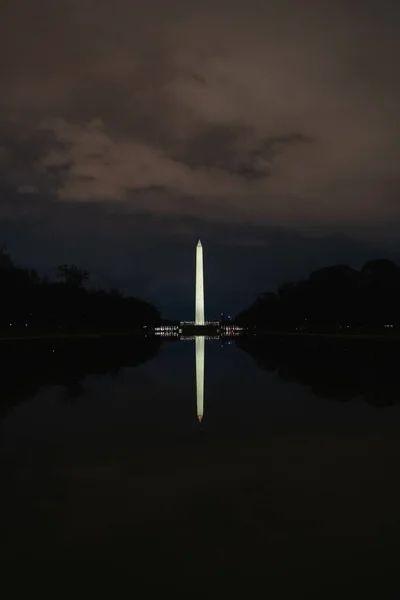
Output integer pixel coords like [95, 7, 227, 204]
[195, 240, 205, 325]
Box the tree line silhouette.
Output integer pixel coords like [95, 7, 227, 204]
[236, 259, 400, 331]
[0, 248, 160, 333]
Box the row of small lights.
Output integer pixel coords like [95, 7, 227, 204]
[179, 321, 220, 325]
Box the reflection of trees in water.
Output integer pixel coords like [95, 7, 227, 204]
[237, 336, 400, 407]
[0, 337, 161, 419]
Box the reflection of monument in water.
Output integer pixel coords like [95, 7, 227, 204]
[154, 240, 244, 422]
[195, 336, 204, 422]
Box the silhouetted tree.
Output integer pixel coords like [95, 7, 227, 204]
[109, 287, 124, 299]
[57, 264, 90, 288]
[236, 259, 400, 331]
[0, 246, 14, 270]
[0, 253, 160, 331]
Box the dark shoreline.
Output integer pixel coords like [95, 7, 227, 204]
[0, 329, 148, 343]
[246, 330, 400, 342]
[1, 328, 400, 343]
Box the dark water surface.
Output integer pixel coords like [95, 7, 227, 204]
[1, 335, 400, 597]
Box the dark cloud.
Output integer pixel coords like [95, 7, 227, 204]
[173, 127, 313, 181]
[0, 0, 398, 222]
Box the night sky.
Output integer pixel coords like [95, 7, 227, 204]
[1, 0, 399, 318]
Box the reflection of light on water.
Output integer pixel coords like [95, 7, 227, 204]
[196, 336, 205, 423]
[181, 335, 219, 341]
[154, 332, 180, 337]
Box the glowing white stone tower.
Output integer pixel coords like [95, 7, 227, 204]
[195, 336, 204, 422]
[195, 240, 205, 325]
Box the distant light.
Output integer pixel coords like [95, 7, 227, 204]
[9, 323, 12, 326]
[25, 323, 28, 327]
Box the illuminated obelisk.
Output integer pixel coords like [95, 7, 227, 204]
[196, 336, 204, 422]
[195, 239, 205, 325]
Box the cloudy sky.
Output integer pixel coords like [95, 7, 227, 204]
[1, 0, 399, 317]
